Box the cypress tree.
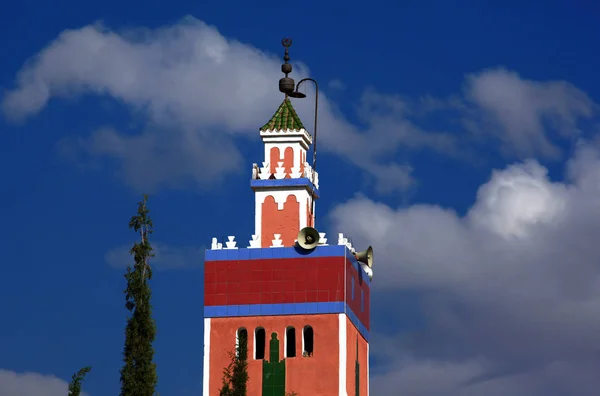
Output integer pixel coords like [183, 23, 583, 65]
[120, 195, 158, 396]
[67, 366, 91, 396]
[219, 330, 248, 396]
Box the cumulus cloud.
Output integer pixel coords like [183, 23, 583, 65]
[330, 142, 600, 395]
[0, 370, 86, 396]
[3, 19, 596, 193]
[463, 68, 595, 158]
[2, 17, 455, 194]
[105, 242, 203, 270]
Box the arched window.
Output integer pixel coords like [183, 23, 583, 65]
[285, 326, 296, 358]
[302, 325, 314, 357]
[236, 327, 248, 359]
[254, 327, 266, 360]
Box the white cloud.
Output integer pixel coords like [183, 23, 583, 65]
[105, 242, 203, 270]
[468, 160, 569, 239]
[330, 142, 600, 395]
[0, 370, 87, 396]
[4, 20, 596, 194]
[464, 68, 595, 158]
[2, 17, 463, 194]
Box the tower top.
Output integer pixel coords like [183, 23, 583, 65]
[260, 98, 305, 132]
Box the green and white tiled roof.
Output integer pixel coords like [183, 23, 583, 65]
[260, 98, 305, 131]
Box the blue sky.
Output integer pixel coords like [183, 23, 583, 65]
[2, 0, 600, 395]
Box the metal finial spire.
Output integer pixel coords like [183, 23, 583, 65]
[279, 38, 295, 97]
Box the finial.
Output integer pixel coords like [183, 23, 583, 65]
[279, 37, 295, 97]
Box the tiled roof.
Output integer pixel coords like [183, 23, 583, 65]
[260, 98, 305, 131]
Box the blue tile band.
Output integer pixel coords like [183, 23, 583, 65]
[250, 178, 320, 197]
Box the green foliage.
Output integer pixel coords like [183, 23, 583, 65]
[219, 330, 249, 396]
[120, 195, 158, 396]
[67, 366, 91, 396]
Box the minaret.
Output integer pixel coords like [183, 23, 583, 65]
[251, 38, 318, 249]
[203, 39, 372, 396]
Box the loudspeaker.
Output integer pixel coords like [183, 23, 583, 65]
[361, 263, 373, 280]
[297, 227, 320, 250]
[355, 246, 374, 268]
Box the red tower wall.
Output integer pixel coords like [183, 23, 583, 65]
[261, 195, 300, 248]
[204, 245, 371, 396]
[345, 316, 369, 396]
[208, 315, 340, 396]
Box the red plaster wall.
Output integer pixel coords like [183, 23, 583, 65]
[270, 147, 280, 175]
[283, 147, 294, 178]
[208, 314, 340, 396]
[204, 257, 345, 306]
[300, 151, 305, 175]
[345, 317, 369, 396]
[261, 195, 300, 248]
[345, 258, 371, 330]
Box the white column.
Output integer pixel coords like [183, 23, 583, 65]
[367, 342, 370, 396]
[203, 318, 211, 396]
[338, 314, 347, 396]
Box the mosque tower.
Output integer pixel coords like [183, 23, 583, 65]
[203, 38, 373, 396]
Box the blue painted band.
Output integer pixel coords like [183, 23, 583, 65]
[250, 178, 320, 197]
[204, 301, 369, 341]
[205, 245, 371, 287]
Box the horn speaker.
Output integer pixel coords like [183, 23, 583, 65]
[355, 246, 374, 268]
[297, 227, 320, 250]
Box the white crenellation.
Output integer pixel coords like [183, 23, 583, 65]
[224, 236, 238, 250]
[303, 162, 320, 189]
[259, 162, 270, 180]
[274, 161, 286, 179]
[271, 234, 283, 247]
[337, 233, 355, 252]
[211, 237, 223, 250]
[248, 234, 260, 248]
[250, 159, 319, 185]
[318, 232, 328, 245]
[212, 232, 339, 251]
[290, 166, 302, 178]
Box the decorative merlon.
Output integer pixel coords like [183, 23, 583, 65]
[211, 237, 223, 250]
[224, 236, 238, 250]
[248, 234, 260, 248]
[318, 232, 328, 245]
[271, 234, 283, 248]
[211, 233, 334, 250]
[337, 233, 355, 253]
[259, 162, 270, 180]
[274, 162, 286, 179]
[249, 161, 319, 188]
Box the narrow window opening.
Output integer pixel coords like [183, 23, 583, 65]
[285, 326, 296, 358]
[361, 289, 365, 312]
[302, 325, 314, 357]
[236, 327, 248, 358]
[351, 277, 355, 300]
[255, 327, 266, 360]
